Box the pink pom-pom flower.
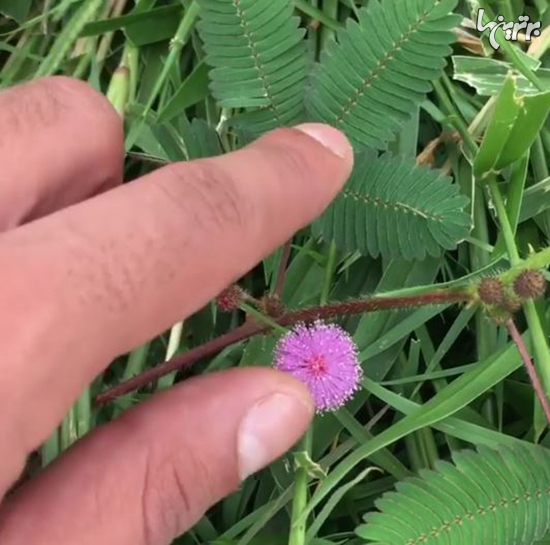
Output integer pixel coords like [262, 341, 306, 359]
[273, 320, 362, 413]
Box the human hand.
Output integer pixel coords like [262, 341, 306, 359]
[0, 77, 353, 544]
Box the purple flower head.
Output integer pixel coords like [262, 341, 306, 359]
[273, 320, 362, 413]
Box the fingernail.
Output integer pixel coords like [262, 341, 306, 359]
[294, 122, 353, 160]
[237, 392, 314, 480]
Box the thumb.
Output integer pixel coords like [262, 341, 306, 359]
[0, 368, 313, 545]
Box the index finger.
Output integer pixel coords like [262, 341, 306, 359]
[0, 123, 352, 487]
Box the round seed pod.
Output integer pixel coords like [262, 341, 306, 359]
[216, 284, 244, 311]
[513, 270, 546, 300]
[478, 277, 504, 305]
[259, 294, 285, 318]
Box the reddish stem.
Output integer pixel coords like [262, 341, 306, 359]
[277, 291, 467, 324]
[95, 289, 469, 405]
[506, 319, 550, 426]
[96, 322, 260, 405]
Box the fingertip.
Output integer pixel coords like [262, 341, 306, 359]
[237, 390, 313, 480]
[270, 368, 316, 419]
[234, 123, 354, 243]
[294, 122, 354, 167]
[232, 367, 314, 480]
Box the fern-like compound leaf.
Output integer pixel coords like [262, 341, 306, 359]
[307, 0, 461, 149]
[356, 445, 550, 545]
[313, 152, 470, 260]
[197, 0, 309, 134]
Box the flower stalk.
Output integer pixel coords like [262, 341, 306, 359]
[487, 179, 550, 401]
[289, 428, 313, 545]
[506, 319, 550, 426]
[96, 288, 472, 405]
[95, 245, 550, 407]
[288, 241, 339, 545]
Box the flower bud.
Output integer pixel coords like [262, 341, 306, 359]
[216, 284, 244, 311]
[513, 270, 546, 300]
[259, 294, 285, 317]
[477, 277, 504, 305]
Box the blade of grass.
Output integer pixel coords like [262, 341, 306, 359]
[125, 1, 200, 150]
[297, 336, 525, 523]
[36, 0, 105, 77]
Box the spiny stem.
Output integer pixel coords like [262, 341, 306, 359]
[96, 322, 258, 405]
[500, 247, 550, 283]
[279, 291, 469, 324]
[113, 342, 151, 417]
[95, 289, 470, 405]
[487, 179, 550, 398]
[506, 319, 550, 426]
[522, 299, 550, 400]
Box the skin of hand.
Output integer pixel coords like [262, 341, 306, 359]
[0, 76, 353, 545]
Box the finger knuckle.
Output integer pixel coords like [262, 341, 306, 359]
[46, 76, 123, 162]
[156, 159, 251, 237]
[3, 76, 123, 174]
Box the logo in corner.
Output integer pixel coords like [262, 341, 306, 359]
[476, 8, 542, 50]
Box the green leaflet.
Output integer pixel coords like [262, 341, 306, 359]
[196, 0, 309, 134]
[181, 118, 223, 159]
[313, 152, 471, 260]
[356, 445, 550, 545]
[307, 0, 461, 149]
[158, 62, 211, 122]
